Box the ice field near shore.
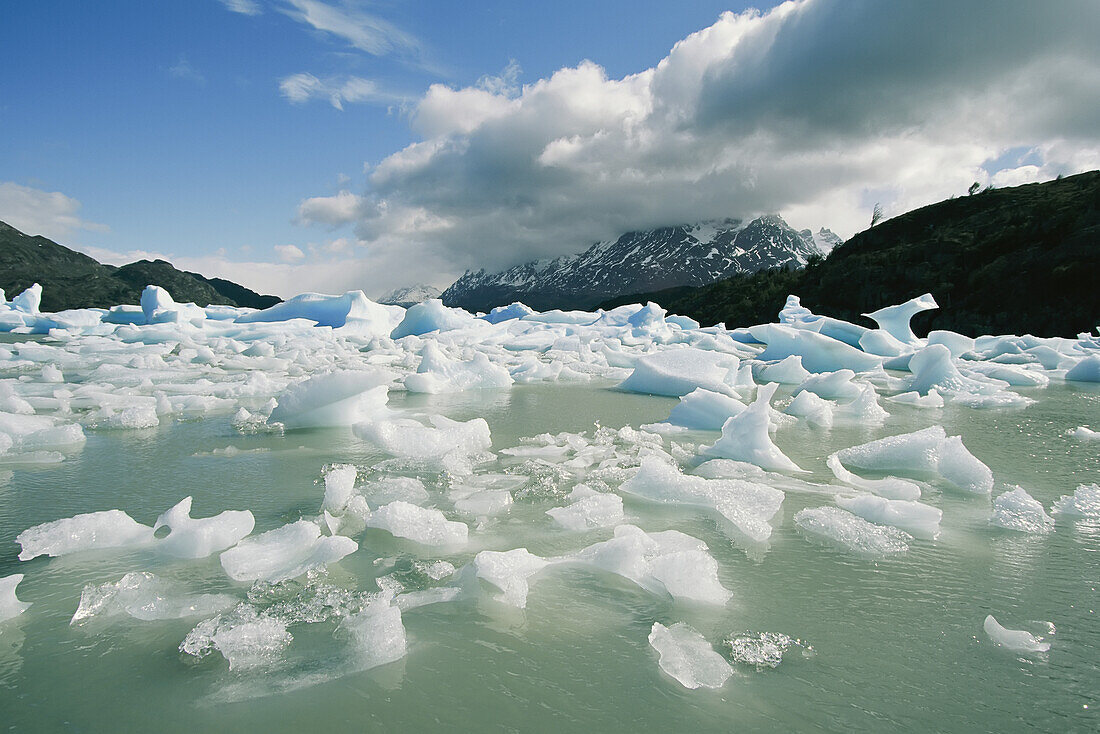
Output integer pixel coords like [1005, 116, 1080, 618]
[0, 284, 1097, 732]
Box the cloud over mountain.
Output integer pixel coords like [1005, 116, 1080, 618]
[295, 0, 1100, 292]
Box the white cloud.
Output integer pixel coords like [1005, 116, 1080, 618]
[0, 182, 108, 242]
[289, 0, 1100, 287]
[168, 56, 205, 85]
[296, 189, 372, 226]
[278, 73, 405, 110]
[280, 0, 420, 58]
[274, 244, 306, 262]
[219, 0, 262, 15]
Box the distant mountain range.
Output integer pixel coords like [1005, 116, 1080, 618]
[379, 284, 442, 308]
[0, 220, 281, 311]
[599, 171, 1100, 338]
[441, 215, 840, 312]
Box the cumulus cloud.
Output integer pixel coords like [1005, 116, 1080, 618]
[296, 189, 374, 226]
[0, 182, 108, 242]
[292, 0, 1099, 287]
[280, 0, 420, 58]
[219, 0, 262, 15]
[274, 244, 306, 262]
[279, 73, 405, 110]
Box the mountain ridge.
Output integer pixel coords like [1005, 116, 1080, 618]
[598, 171, 1100, 338]
[441, 215, 838, 312]
[0, 220, 281, 311]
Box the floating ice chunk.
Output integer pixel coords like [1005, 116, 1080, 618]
[546, 488, 624, 531]
[481, 302, 535, 324]
[1070, 426, 1100, 441]
[404, 342, 513, 393]
[617, 348, 742, 397]
[724, 631, 806, 670]
[758, 356, 810, 384]
[983, 615, 1050, 653]
[366, 501, 468, 546]
[321, 464, 359, 514]
[41, 364, 63, 383]
[777, 295, 869, 347]
[390, 299, 478, 338]
[237, 290, 403, 332]
[990, 487, 1055, 533]
[794, 506, 911, 555]
[834, 493, 941, 539]
[837, 426, 993, 494]
[220, 520, 357, 582]
[270, 370, 391, 429]
[908, 344, 1010, 398]
[140, 285, 174, 322]
[926, 330, 975, 357]
[102, 405, 160, 429]
[17, 510, 155, 560]
[0, 574, 31, 622]
[1051, 484, 1100, 517]
[963, 362, 1049, 388]
[701, 384, 804, 473]
[794, 369, 861, 401]
[70, 572, 235, 623]
[621, 457, 783, 544]
[857, 328, 911, 357]
[825, 453, 922, 500]
[784, 390, 834, 429]
[1065, 354, 1100, 383]
[11, 284, 42, 314]
[664, 388, 746, 430]
[474, 548, 552, 608]
[863, 293, 937, 345]
[154, 497, 255, 559]
[453, 488, 513, 516]
[354, 414, 491, 470]
[341, 598, 407, 669]
[182, 604, 292, 670]
[648, 622, 733, 689]
[569, 525, 732, 604]
[748, 324, 882, 373]
[834, 385, 890, 425]
[886, 389, 944, 408]
[361, 476, 430, 506]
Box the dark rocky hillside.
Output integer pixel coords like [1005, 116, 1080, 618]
[0, 220, 280, 311]
[601, 172, 1100, 338]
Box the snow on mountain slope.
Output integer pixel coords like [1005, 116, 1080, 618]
[442, 215, 838, 312]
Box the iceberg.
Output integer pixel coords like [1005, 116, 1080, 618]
[834, 493, 941, 539]
[990, 487, 1054, 533]
[664, 388, 747, 430]
[473, 548, 552, 608]
[545, 485, 624, 531]
[1051, 483, 1100, 517]
[365, 501, 469, 546]
[237, 290, 403, 332]
[70, 572, 235, 623]
[794, 506, 911, 556]
[340, 598, 407, 670]
[17, 510, 155, 560]
[863, 293, 937, 345]
[153, 497, 255, 559]
[748, 324, 882, 373]
[617, 348, 742, 397]
[648, 622, 733, 689]
[983, 615, 1050, 653]
[836, 426, 993, 494]
[0, 574, 31, 622]
[1065, 354, 1100, 383]
[700, 384, 805, 473]
[269, 370, 392, 429]
[219, 520, 357, 582]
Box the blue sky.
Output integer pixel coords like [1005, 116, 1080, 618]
[2, 1, 1098, 298]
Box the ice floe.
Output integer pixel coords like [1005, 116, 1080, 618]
[983, 615, 1051, 653]
[0, 574, 31, 622]
[648, 622, 733, 689]
[220, 521, 357, 582]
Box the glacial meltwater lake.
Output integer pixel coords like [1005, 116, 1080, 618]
[1, 378, 1098, 733]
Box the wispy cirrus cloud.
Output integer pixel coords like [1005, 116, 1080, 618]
[278, 72, 407, 110]
[280, 0, 420, 58]
[218, 0, 263, 15]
